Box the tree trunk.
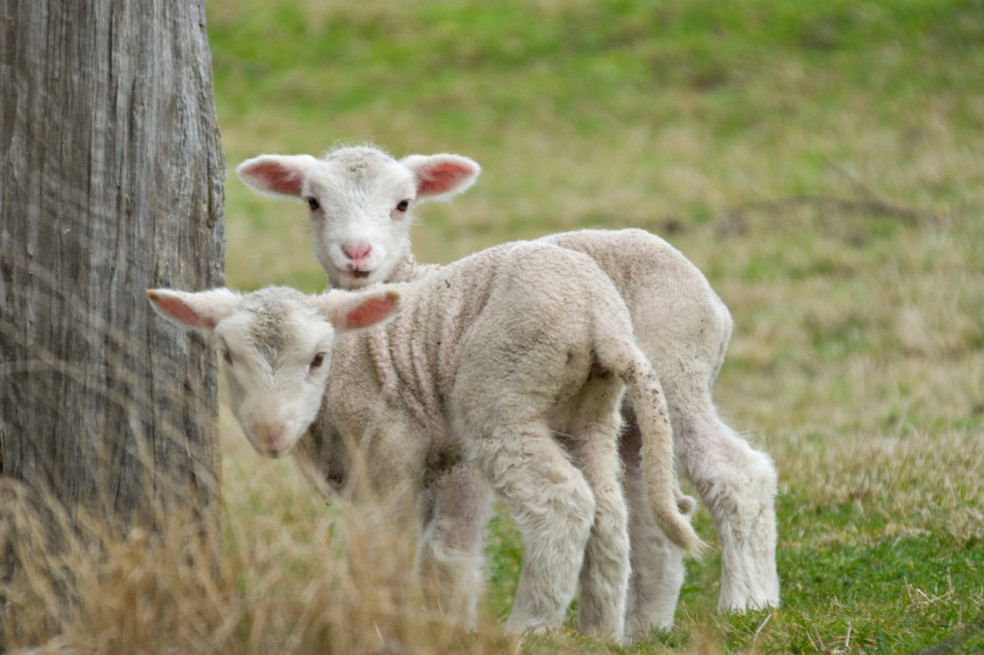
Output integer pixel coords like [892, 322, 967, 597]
[0, 0, 224, 642]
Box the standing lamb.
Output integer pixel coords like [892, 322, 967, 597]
[148, 241, 702, 641]
[237, 145, 780, 629]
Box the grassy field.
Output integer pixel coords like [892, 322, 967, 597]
[208, 0, 984, 653]
[8, 1, 980, 652]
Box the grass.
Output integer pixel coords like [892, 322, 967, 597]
[4, 0, 984, 652]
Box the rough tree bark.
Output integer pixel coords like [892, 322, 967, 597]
[0, 0, 224, 640]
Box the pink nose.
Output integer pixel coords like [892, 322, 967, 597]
[254, 422, 286, 454]
[342, 243, 371, 261]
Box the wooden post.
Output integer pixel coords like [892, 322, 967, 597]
[0, 0, 225, 643]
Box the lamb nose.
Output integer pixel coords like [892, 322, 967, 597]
[256, 423, 286, 450]
[342, 243, 371, 260]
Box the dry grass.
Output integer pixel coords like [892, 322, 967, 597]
[2, 416, 520, 654]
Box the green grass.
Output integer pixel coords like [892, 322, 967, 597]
[149, 0, 984, 652]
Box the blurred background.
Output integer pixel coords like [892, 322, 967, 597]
[205, 1, 984, 651]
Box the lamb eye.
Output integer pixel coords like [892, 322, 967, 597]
[310, 352, 326, 370]
[307, 197, 320, 211]
[396, 200, 410, 212]
[222, 350, 232, 365]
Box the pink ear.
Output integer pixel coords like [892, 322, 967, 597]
[318, 289, 402, 331]
[147, 288, 240, 333]
[342, 295, 400, 329]
[401, 154, 480, 201]
[148, 291, 212, 329]
[235, 154, 316, 197]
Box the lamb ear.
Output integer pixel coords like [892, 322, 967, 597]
[314, 288, 402, 332]
[236, 154, 318, 198]
[400, 154, 481, 202]
[147, 288, 241, 336]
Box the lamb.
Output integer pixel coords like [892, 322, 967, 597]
[236, 145, 780, 627]
[148, 241, 702, 641]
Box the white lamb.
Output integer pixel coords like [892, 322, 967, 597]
[236, 145, 780, 629]
[148, 241, 702, 641]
